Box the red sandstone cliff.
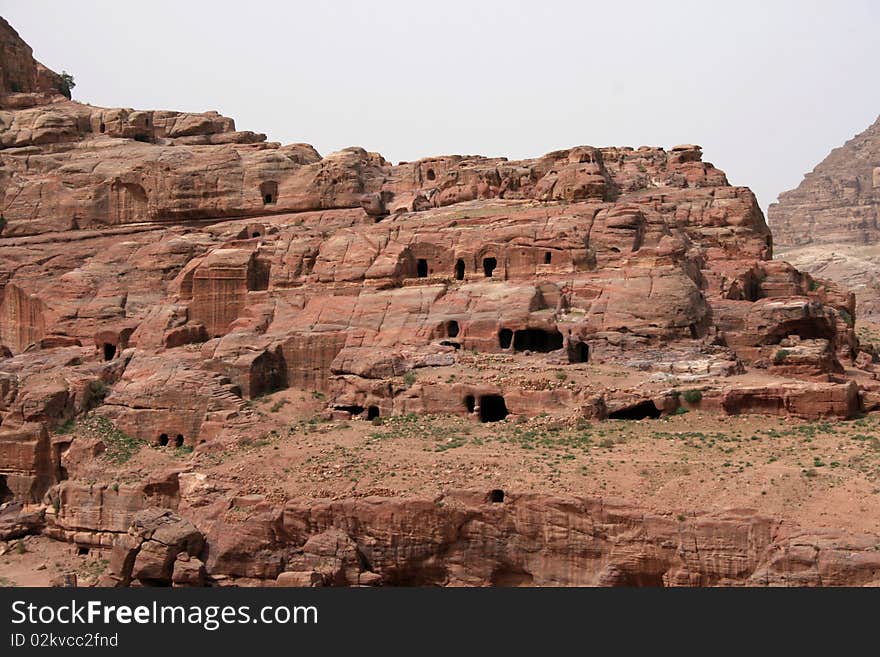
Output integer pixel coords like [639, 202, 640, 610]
[1, 18, 879, 586]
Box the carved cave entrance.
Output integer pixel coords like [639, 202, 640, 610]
[455, 259, 465, 280]
[260, 181, 279, 205]
[479, 395, 508, 423]
[367, 406, 380, 420]
[512, 329, 563, 352]
[417, 259, 429, 278]
[568, 342, 589, 363]
[608, 400, 661, 420]
[0, 476, 12, 504]
[102, 343, 116, 361]
[446, 321, 459, 338]
[767, 319, 835, 344]
[483, 257, 497, 277]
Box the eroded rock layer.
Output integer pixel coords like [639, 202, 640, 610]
[769, 116, 880, 319]
[769, 116, 880, 249]
[1, 18, 879, 586]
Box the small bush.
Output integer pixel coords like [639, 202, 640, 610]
[839, 309, 853, 326]
[555, 371, 567, 381]
[59, 71, 75, 99]
[682, 389, 702, 404]
[88, 380, 108, 402]
[403, 371, 417, 387]
[56, 418, 76, 434]
[0, 215, 6, 232]
[773, 349, 791, 365]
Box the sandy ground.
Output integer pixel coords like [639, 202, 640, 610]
[4, 352, 880, 587]
[0, 535, 110, 588]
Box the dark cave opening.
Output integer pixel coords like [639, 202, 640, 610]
[767, 319, 835, 345]
[489, 489, 505, 503]
[608, 400, 661, 420]
[367, 406, 380, 420]
[446, 320, 460, 338]
[175, 434, 184, 448]
[102, 343, 116, 361]
[417, 258, 429, 278]
[464, 395, 475, 413]
[158, 433, 169, 447]
[544, 252, 552, 264]
[335, 405, 365, 417]
[0, 476, 12, 504]
[568, 342, 590, 363]
[483, 257, 497, 277]
[455, 259, 465, 280]
[512, 329, 564, 353]
[479, 395, 508, 423]
[260, 181, 278, 205]
[498, 328, 513, 349]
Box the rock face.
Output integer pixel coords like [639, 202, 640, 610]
[770, 116, 880, 249]
[0, 18, 65, 103]
[769, 116, 880, 319]
[1, 19, 879, 586]
[46, 485, 880, 587]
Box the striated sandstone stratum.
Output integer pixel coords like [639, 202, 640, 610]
[2, 17, 880, 586]
[770, 115, 880, 319]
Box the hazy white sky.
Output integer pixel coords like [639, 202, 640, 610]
[3, 0, 879, 212]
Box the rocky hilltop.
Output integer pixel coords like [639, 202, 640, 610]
[769, 116, 880, 318]
[2, 18, 880, 586]
[770, 116, 880, 249]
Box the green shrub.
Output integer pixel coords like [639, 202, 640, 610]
[88, 379, 108, 402]
[403, 371, 416, 387]
[56, 418, 76, 434]
[839, 309, 853, 326]
[59, 71, 75, 98]
[773, 349, 791, 365]
[682, 389, 703, 404]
